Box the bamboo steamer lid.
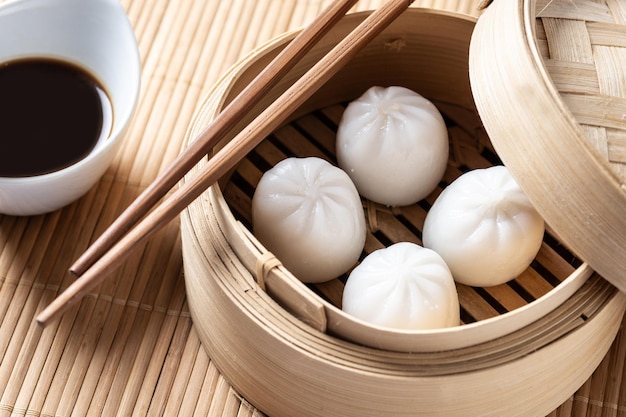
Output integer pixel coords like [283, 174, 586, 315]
[470, 0, 626, 292]
[181, 5, 626, 417]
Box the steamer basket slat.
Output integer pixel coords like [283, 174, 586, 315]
[182, 5, 626, 417]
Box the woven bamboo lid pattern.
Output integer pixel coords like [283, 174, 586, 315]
[470, 0, 626, 291]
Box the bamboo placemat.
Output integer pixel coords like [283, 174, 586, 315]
[0, 0, 624, 416]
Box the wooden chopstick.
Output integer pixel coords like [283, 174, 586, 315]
[69, 0, 360, 277]
[36, 0, 414, 327]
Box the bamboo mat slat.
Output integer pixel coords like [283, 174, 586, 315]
[0, 0, 625, 416]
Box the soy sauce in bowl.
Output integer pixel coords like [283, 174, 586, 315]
[0, 58, 113, 177]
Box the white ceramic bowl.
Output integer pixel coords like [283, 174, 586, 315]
[0, 0, 141, 216]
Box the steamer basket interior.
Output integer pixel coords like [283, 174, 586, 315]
[196, 9, 597, 352]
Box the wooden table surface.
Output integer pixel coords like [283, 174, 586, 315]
[0, 0, 624, 416]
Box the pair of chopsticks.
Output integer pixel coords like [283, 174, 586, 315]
[35, 0, 415, 327]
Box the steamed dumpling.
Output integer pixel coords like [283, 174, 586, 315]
[252, 157, 366, 283]
[336, 86, 449, 207]
[422, 165, 545, 287]
[342, 242, 460, 330]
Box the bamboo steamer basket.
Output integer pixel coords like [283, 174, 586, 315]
[181, 4, 626, 417]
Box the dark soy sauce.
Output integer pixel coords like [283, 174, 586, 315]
[0, 58, 113, 177]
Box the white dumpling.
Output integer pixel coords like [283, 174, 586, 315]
[422, 165, 545, 287]
[252, 157, 366, 283]
[342, 242, 460, 330]
[336, 86, 449, 207]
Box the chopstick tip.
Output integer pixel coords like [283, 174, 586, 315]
[68, 265, 81, 277]
[34, 283, 80, 328]
[35, 310, 52, 328]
